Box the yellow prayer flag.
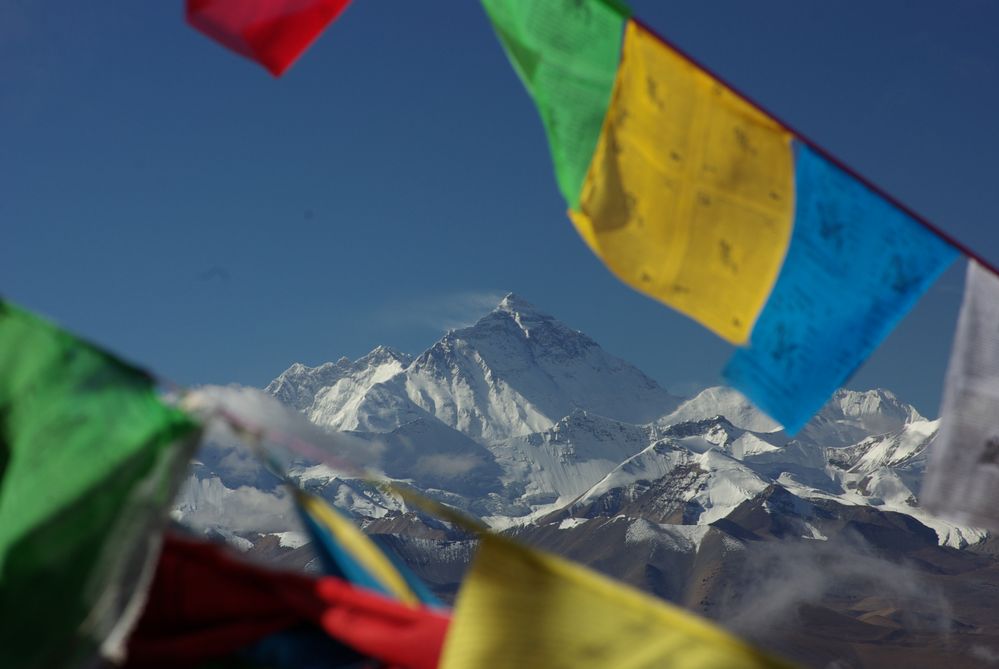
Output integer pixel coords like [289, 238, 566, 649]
[570, 21, 795, 344]
[439, 535, 794, 669]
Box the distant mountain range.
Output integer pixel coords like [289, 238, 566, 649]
[173, 294, 999, 669]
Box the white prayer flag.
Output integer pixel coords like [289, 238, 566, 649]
[924, 260, 999, 529]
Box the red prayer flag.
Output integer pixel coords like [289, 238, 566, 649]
[126, 534, 449, 669]
[186, 0, 352, 76]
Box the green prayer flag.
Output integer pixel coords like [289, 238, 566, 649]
[0, 301, 200, 669]
[482, 0, 628, 208]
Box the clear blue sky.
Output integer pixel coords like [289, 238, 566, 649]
[4, 0, 998, 416]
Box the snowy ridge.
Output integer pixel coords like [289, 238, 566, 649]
[660, 386, 924, 447]
[829, 419, 937, 474]
[624, 519, 711, 552]
[281, 294, 681, 444]
[177, 293, 987, 558]
[266, 346, 413, 415]
[659, 386, 782, 433]
[799, 388, 925, 447]
[488, 411, 657, 512]
[572, 440, 771, 525]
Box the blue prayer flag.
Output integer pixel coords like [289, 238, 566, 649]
[723, 142, 957, 434]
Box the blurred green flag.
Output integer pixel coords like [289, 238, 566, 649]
[0, 301, 200, 669]
[481, 0, 628, 208]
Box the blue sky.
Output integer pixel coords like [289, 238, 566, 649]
[3, 0, 998, 416]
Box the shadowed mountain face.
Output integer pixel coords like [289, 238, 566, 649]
[176, 294, 999, 669]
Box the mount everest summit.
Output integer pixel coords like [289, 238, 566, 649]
[267, 294, 681, 441]
[175, 293, 999, 668]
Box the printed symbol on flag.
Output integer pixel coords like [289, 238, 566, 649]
[888, 255, 920, 295]
[646, 77, 665, 110]
[979, 437, 999, 465]
[614, 106, 630, 128]
[734, 127, 758, 156]
[719, 239, 739, 273]
[770, 323, 797, 371]
[817, 203, 845, 250]
[624, 192, 639, 219]
[565, 0, 592, 22]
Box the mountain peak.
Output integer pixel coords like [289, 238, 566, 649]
[361, 345, 412, 367]
[400, 294, 681, 442]
[268, 293, 679, 444]
[829, 388, 923, 421]
[660, 386, 781, 434]
[456, 293, 578, 348]
[495, 292, 543, 316]
[799, 387, 924, 446]
[490, 294, 558, 335]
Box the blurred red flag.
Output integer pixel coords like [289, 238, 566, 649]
[186, 0, 352, 76]
[126, 534, 449, 669]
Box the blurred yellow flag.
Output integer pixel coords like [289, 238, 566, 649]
[570, 21, 795, 344]
[439, 535, 794, 669]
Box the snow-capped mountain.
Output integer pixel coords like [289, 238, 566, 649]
[481, 411, 660, 520]
[183, 292, 979, 549]
[658, 386, 924, 447]
[172, 293, 999, 669]
[658, 386, 783, 433]
[798, 388, 925, 447]
[281, 294, 682, 443]
[266, 346, 413, 423]
[565, 439, 771, 525]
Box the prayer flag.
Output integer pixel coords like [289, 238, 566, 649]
[723, 144, 957, 433]
[484, 0, 958, 431]
[439, 535, 794, 669]
[481, 0, 628, 207]
[923, 261, 999, 530]
[187, 0, 352, 76]
[126, 534, 450, 669]
[0, 301, 200, 669]
[294, 490, 443, 607]
[570, 21, 795, 344]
